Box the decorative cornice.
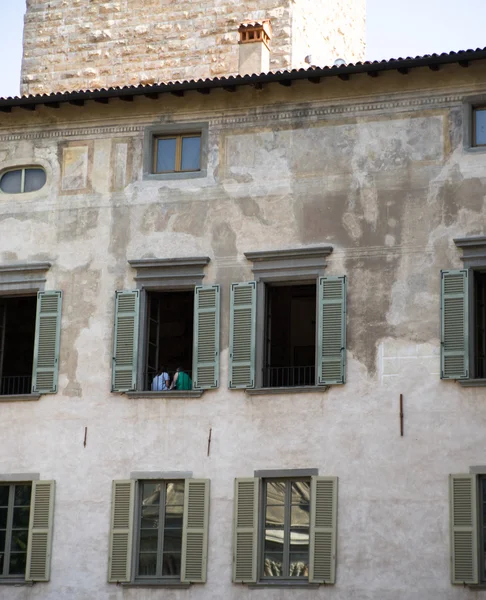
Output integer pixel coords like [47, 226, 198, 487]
[454, 236, 486, 266]
[245, 246, 333, 280]
[128, 257, 210, 289]
[0, 262, 51, 292]
[245, 246, 333, 262]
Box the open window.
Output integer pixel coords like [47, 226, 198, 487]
[112, 258, 219, 394]
[229, 247, 346, 390]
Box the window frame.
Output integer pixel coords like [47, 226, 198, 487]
[0, 167, 47, 195]
[133, 480, 185, 583]
[0, 482, 32, 581]
[153, 133, 202, 174]
[143, 122, 208, 181]
[472, 106, 486, 148]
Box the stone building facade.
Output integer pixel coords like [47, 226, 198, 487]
[20, 0, 366, 95]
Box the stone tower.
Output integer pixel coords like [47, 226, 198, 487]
[20, 0, 366, 96]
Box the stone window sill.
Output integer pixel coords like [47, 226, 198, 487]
[458, 379, 486, 387]
[248, 582, 320, 589]
[245, 386, 329, 396]
[121, 581, 190, 588]
[0, 580, 32, 586]
[125, 390, 203, 399]
[0, 394, 41, 402]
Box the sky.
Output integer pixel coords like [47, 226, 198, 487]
[0, 0, 486, 98]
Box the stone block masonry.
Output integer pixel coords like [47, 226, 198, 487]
[20, 0, 365, 96]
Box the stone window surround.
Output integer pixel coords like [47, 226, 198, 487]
[463, 96, 486, 152]
[126, 257, 210, 398]
[142, 122, 209, 181]
[244, 246, 333, 393]
[0, 262, 51, 402]
[454, 237, 486, 386]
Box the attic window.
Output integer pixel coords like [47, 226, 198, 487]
[0, 168, 46, 194]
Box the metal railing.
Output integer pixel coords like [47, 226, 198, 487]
[145, 370, 193, 391]
[263, 366, 315, 388]
[0, 375, 32, 396]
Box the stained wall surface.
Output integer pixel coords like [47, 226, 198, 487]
[20, 0, 366, 96]
[0, 64, 486, 599]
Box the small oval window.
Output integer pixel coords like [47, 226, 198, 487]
[0, 168, 46, 194]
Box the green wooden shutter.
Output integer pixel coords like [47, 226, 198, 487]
[193, 285, 220, 389]
[450, 474, 478, 585]
[309, 476, 338, 584]
[233, 478, 259, 583]
[25, 480, 55, 582]
[32, 291, 62, 393]
[112, 290, 140, 392]
[181, 479, 210, 583]
[108, 480, 135, 583]
[441, 270, 469, 379]
[318, 276, 346, 385]
[229, 282, 256, 389]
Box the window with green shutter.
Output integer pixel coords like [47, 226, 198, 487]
[232, 474, 337, 585]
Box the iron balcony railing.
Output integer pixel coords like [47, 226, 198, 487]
[263, 366, 315, 388]
[0, 375, 32, 396]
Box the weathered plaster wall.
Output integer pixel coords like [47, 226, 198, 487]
[1, 65, 486, 599]
[20, 0, 365, 96]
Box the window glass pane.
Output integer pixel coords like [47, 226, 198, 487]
[163, 528, 182, 552]
[181, 136, 201, 171]
[162, 552, 181, 576]
[266, 481, 285, 505]
[140, 505, 159, 529]
[14, 485, 31, 507]
[156, 138, 177, 172]
[24, 168, 46, 193]
[164, 504, 183, 529]
[0, 486, 8, 506]
[139, 529, 159, 553]
[263, 552, 283, 577]
[138, 553, 157, 576]
[142, 483, 161, 506]
[476, 109, 486, 145]
[0, 170, 22, 194]
[9, 552, 26, 576]
[291, 481, 310, 504]
[289, 554, 309, 577]
[0, 530, 5, 552]
[266, 505, 284, 528]
[165, 481, 184, 505]
[10, 530, 28, 552]
[291, 504, 310, 527]
[12, 508, 29, 529]
[0, 509, 7, 529]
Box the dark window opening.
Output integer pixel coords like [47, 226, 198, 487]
[474, 271, 486, 378]
[145, 290, 194, 391]
[261, 479, 310, 580]
[480, 476, 486, 583]
[0, 296, 37, 395]
[263, 284, 316, 387]
[0, 483, 32, 578]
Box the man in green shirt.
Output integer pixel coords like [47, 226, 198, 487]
[170, 367, 192, 390]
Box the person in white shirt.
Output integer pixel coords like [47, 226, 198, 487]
[152, 366, 170, 391]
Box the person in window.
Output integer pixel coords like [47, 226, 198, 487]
[170, 367, 192, 390]
[152, 366, 170, 391]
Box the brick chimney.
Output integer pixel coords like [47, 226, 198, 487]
[238, 20, 272, 76]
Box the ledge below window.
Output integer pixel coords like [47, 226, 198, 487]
[245, 386, 329, 396]
[0, 580, 33, 586]
[0, 393, 41, 402]
[121, 582, 191, 589]
[459, 379, 486, 387]
[125, 390, 204, 399]
[248, 582, 320, 589]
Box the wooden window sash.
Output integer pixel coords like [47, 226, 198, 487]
[153, 134, 201, 174]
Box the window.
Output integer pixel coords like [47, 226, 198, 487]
[229, 247, 346, 390]
[0, 480, 55, 583]
[112, 258, 220, 394]
[441, 238, 486, 383]
[108, 478, 210, 585]
[0, 262, 62, 397]
[233, 475, 338, 585]
[473, 107, 486, 147]
[0, 168, 46, 194]
[154, 134, 201, 173]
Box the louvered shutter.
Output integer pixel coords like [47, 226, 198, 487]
[450, 474, 478, 585]
[318, 276, 346, 385]
[441, 270, 469, 379]
[25, 480, 55, 582]
[108, 480, 135, 583]
[32, 291, 62, 393]
[309, 476, 337, 584]
[193, 286, 220, 389]
[233, 478, 259, 583]
[181, 479, 210, 583]
[229, 282, 256, 389]
[112, 290, 139, 392]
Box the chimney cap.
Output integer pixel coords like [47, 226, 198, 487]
[238, 19, 272, 48]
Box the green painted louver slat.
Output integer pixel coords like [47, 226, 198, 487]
[108, 480, 135, 583]
[450, 474, 478, 585]
[309, 476, 337, 584]
[229, 282, 256, 389]
[181, 479, 210, 583]
[193, 286, 220, 389]
[26, 481, 56, 582]
[233, 478, 259, 583]
[112, 290, 140, 392]
[32, 291, 62, 393]
[441, 270, 469, 379]
[318, 277, 346, 385]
